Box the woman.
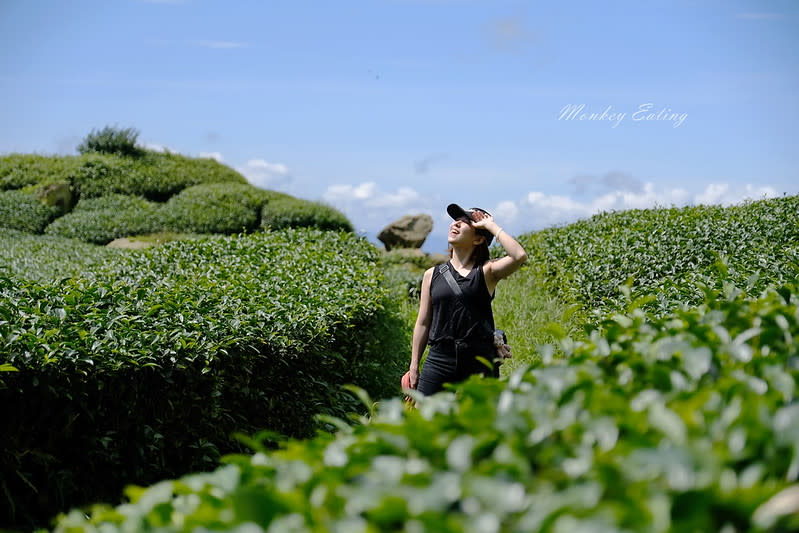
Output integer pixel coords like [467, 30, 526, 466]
[408, 203, 528, 395]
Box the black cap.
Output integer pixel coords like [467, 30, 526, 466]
[447, 203, 494, 245]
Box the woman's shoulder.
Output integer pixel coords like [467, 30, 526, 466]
[419, 266, 435, 289]
[430, 261, 449, 273]
[479, 258, 499, 273]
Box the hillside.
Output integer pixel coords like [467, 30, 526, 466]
[0, 150, 352, 244]
[0, 229, 409, 529]
[2, 170, 798, 531]
[492, 194, 799, 372]
[30, 194, 798, 533]
[0, 141, 364, 530]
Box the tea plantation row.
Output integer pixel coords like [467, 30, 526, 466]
[42, 197, 799, 531]
[517, 195, 799, 319]
[0, 230, 407, 529]
[5, 192, 798, 531]
[0, 229, 127, 282]
[0, 153, 353, 243]
[0, 152, 244, 200]
[53, 280, 799, 532]
[44, 186, 351, 244]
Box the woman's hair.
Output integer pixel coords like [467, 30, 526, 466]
[473, 240, 490, 264]
[448, 237, 490, 265]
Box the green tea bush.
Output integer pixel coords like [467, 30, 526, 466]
[160, 183, 278, 234]
[0, 189, 61, 233]
[77, 126, 143, 157]
[518, 195, 799, 318]
[1, 152, 247, 202]
[379, 250, 438, 302]
[127, 151, 249, 202]
[0, 151, 348, 240]
[0, 230, 408, 529]
[44, 194, 164, 244]
[383, 263, 426, 300]
[68, 153, 142, 198]
[0, 230, 124, 282]
[381, 249, 441, 270]
[261, 197, 354, 232]
[71, 151, 247, 201]
[0, 154, 83, 190]
[53, 281, 799, 532]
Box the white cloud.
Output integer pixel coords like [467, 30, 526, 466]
[142, 142, 176, 153]
[323, 181, 434, 234]
[694, 183, 729, 205]
[198, 151, 223, 162]
[237, 159, 291, 190]
[318, 178, 780, 251]
[494, 200, 518, 222]
[324, 181, 424, 209]
[695, 183, 777, 206]
[496, 182, 779, 235]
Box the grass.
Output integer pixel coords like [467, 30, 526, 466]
[491, 264, 583, 374]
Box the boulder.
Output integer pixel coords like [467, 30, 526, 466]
[378, 214, 433, 251]
[37, 181, 74, 212]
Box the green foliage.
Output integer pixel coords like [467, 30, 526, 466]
[53, 282, 799, 532]
[41, 184, 310, 243]
[5, 163, 797, 532]
[0, 230, 408, 529]
[123, 231, 206, 245]
[0, 154, 84, 191]
[491, 264, 584, 373]
[261, 197, 354, 232]
[0, 189, 61, 233]
[0, 151, 247, 205]
[77, 125, 143, 157]
[0, 152, 353, 241]
[518, 195, 799, 318]
[71, 151, 247, 201]
[381, 249, 442, 270]
[0, 229, 124, 282]
[161, 183, 278, 234]
[44, 194, 164, 244]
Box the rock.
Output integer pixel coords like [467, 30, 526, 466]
[37, 181, 74, 212]
[378, 214, 433, 251]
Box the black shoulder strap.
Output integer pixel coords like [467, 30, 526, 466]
[438, 262, 493, 338]
[438, 263, 463, 299]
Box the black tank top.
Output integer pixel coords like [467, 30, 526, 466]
[428, 260, 495, 349]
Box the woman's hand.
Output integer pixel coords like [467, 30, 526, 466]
[408, 367, 419, 389]
[496, 343, 512, 360]
[470, 210, 497, 231]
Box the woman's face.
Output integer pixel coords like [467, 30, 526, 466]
[448, 216, 480, 246]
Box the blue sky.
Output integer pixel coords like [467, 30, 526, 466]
[1, 0, 797, 252]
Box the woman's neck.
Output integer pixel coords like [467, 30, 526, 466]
[450, 246, 475, 270]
